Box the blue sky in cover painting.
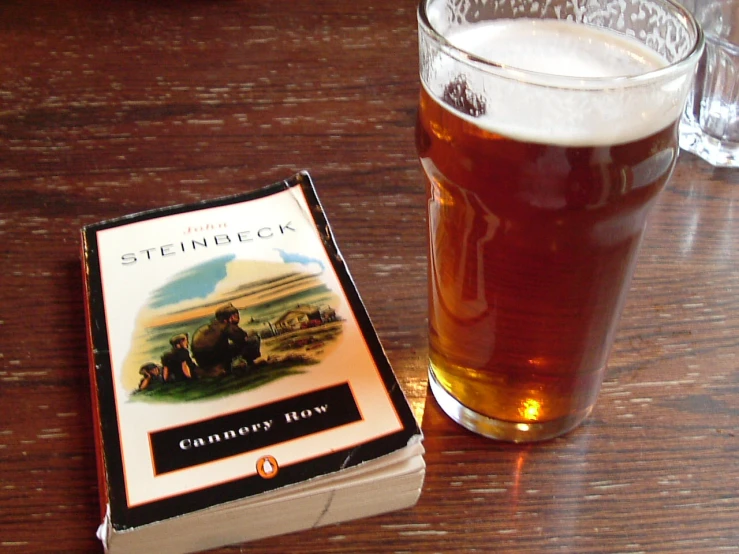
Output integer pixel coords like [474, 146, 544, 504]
[274, 248, 325, 270]
[149, 254, 234, 308]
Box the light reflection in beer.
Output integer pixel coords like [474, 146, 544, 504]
[428, 177, 499, 320]
[520, 398, 542, 421]
[430, 120, 453, 142]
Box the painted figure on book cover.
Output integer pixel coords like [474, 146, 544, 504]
[190, 302, 261, 376]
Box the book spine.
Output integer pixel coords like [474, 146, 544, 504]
[81, 229, 110, 523]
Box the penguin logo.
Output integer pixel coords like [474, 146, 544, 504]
[256, 455, 279, 479]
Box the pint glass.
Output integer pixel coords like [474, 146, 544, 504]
[416, 0, 703, 441]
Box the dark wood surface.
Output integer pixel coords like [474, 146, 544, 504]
[1, 1, 738, 552]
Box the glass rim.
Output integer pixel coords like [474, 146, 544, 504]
[417, 0, 705, 90]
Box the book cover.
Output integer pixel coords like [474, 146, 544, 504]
[81, 171, 423, 541]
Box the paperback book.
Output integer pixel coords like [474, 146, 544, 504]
[80, 171, 424, 553]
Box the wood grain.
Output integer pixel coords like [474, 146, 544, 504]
[1, 1, 737, 552]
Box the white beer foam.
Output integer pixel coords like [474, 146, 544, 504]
[426, 19, 692, 146]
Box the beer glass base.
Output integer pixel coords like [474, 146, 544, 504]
[428, 367, 592, 443]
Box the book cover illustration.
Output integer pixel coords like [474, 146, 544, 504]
[82, 172, 421, 531]
[129, 255, 342, 402]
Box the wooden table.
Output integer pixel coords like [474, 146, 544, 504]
[2, 1, 738, 552]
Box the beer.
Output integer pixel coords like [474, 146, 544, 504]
[417, 17, 695, 440]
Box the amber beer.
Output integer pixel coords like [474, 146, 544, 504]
[417, 7, 703, 441]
